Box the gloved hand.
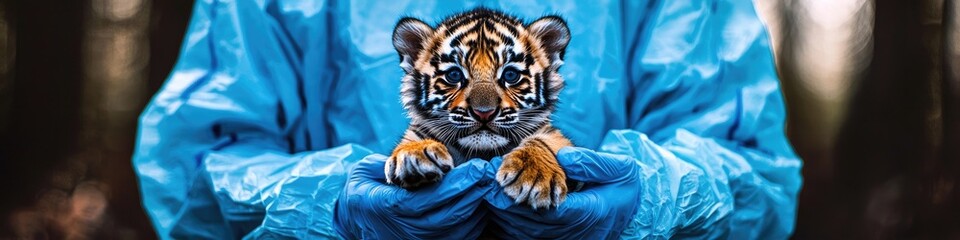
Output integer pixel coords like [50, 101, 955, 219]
[334, 155, 493, 240]
[484, 147, 643, 239]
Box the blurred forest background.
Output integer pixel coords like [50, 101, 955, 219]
[0, 0, 957, 239]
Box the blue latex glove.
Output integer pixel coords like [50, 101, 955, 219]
[484, 147, 642, 239]
[333, 155, 493, 240]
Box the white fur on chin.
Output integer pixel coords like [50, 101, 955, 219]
[457, 130, 509, 150]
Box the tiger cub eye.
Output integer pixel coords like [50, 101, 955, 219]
[502, 68, 520, 84]
[445, 68, 465, 84]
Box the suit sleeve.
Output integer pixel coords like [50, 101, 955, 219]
[132, 1, 365, 239]
[612, 0, 803, 238]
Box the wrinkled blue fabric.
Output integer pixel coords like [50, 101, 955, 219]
[132, 0, 802, 239]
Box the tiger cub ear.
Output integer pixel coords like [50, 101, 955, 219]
[393, 17, 434, 73]
[527, 16, 570, 63]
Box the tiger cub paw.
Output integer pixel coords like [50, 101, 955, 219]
[496, 144, 567, 209]
[385, 139, 454, 189]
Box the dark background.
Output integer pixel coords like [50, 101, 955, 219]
[0, 0, 192, 238]
[0, 0, 957, 239]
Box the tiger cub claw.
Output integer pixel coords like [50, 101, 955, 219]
[496, 145, 567, 210]
[385, 140, 455, 189]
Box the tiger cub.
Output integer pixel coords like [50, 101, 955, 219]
[387, 8, 573, 209]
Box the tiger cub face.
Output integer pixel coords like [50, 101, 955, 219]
[393, 8, 570, 161]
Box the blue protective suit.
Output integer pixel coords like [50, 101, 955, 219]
[133, 0, 803, 239]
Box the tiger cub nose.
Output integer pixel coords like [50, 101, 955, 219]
[472, 107, 497, 122]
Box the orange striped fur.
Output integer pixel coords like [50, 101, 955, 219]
[387, 8, 574, 209]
